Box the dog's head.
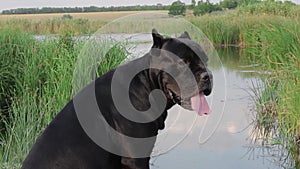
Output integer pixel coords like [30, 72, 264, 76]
[150, 29, 213, 115]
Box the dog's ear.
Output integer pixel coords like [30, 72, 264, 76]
[152, 29, 164, 49]
[151, 29, 164, 56]
[178, 31, 191, 39]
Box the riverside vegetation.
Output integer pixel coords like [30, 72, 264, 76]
[189, 2, 299, 168]
[0, 29, 128, 168]
[0, 1, 299, 168]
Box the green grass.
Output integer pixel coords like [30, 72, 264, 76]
[0, 29, 128, 168]
[245, 16, 300, 169]
[252, 72, 299, 168]
[188, 13, 299, 47]
[0, 18, 107, 35]
[237, 0, 300, 18]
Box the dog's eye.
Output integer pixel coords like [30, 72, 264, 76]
[184, 60, 190, 65]
[192, 65, 206, 74]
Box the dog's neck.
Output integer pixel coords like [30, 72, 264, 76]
[127, 54, 176, 130]
[146, 68, 176, 110]
[130, 70, 174, 130]
[128, 54, 176, 110]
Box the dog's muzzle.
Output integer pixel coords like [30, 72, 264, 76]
[200, 71, 213, 96]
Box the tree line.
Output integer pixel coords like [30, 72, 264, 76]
[168, 0, 297, 16]
[2, 5, 169, 15]
[3, 0, 297, 16]
[168, 0, 263, 16]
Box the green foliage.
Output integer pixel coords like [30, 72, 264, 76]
[193, 1, 222, 16]
[192, 0, 261, 14]
[96, 44, 128, 77]
[0, 30, 79, 167]
[236, 0, 261, 6]
[189, 5, 300, 45]
[0, 29, 35, 133]
[189, 15, 241, 45]
[58, 30, 75, 51]
[62, 14, 73, 20]
[190, 15, 300, 167]
[168, 1, 186, 16]
[242, 16, 299, 168]
[238, 0, 299, 17]
[220, 0, 238, 9]
[0, 29, 128, 168]
[0, 18, 107, 35]
[191, 0, 196, 8]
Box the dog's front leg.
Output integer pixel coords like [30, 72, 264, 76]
[121, 157, 150, 169]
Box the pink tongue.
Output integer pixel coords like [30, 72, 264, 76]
[191, 93, 211, 116]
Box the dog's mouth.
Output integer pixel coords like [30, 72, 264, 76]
[168, 89, 211, 116]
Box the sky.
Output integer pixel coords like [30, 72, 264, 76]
[0, 0, 299, 11]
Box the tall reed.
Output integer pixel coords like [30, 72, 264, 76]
[0, 29, 128, 168]
[189, 7, 299, 167]
[238, 1, 300, 18]
[245, 17, 300, 169]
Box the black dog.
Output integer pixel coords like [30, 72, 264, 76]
[21, 29, 213, 169]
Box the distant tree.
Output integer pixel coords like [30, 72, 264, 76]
[220, 0, 238, 9]
[2, 5, 170, 15]
[193, 0, 221, 16]
[236, 0, 261, 6]
[191, 0, 196, 8]
[62, 14, 73, 20]
[168, 1, 186, 16]
[193, 1, 205, 16]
